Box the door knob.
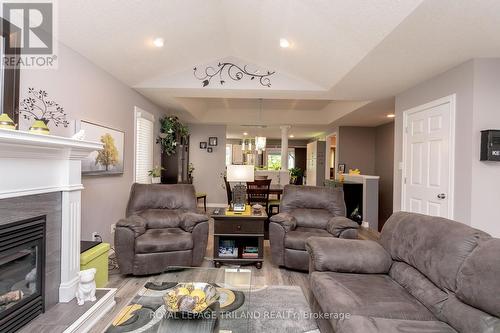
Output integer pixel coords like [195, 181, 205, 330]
[437, 193, 446, 199]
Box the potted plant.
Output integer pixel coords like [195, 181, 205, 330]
[148, 165, 164, 184]
[156, 116, 189, 156]
[289, 167, 304, 185]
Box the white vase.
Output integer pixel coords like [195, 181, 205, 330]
[151, 177, 161, 184]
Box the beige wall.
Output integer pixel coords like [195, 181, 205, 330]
[188, 124, 227, 205]
[20, 44, 166, 243]
[394, 60, 474, 225]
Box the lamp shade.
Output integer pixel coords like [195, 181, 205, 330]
[227, 165, 255, 182]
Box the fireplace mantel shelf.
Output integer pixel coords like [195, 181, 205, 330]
[0, 128, 102, 160]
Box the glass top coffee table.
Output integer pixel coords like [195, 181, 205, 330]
[107, 266, 253, 333]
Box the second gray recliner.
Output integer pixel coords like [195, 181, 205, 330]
[269, 185, 359, 271]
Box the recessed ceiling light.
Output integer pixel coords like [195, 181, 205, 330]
[153, 37, 164, 48]
[243, 132, 248, 136]
[279, 38, 290, 48]
[387, 114, 395, 118]
[289, 134, 295, 138]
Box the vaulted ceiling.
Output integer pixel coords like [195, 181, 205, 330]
[58, 0, 500, 138]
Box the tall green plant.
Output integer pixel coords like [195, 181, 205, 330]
[156, 116, 189, 156]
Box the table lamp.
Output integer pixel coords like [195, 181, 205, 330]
[226, 165, 254, 212]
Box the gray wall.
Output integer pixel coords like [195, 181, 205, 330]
[20, 44, 166, 243]
[375, 122, 394, 230]
[470, 59, 500, 237]
[189, 124, 227, 205]
[394, 59, 500, 237]
[338, 126, 376, 175]
[394, 60, 474, 225]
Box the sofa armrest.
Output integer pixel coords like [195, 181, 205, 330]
[306, 237, 392, 274]
[116, 215, 147, 237]
[269, 212, 297, 232]
[326, 216, 359, 237]
[180, 212, 209, 232]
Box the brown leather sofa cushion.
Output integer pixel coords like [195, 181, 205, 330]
[139, 209, 183, 229]
[135, 228, 193, 253]
[284, 227, 331, 250]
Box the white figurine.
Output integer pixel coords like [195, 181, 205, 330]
[76, 268, 97, 305]
[72, 129, 86, 140]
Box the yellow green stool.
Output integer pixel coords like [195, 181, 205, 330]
[80, 242, 110, 288]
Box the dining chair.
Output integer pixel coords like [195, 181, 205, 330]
[246, 179, 272, 211]
[224, 176, 232, 205]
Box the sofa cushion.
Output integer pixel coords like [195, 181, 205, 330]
[456, 238, 500, 318]
[284, 227, 332, 250]
[139, 209, 183, 229]
[135, 228, 193, 253]
[288, 208, 334, 229]
[335, 315, 457, 333]
[380, 212, 490, 292]
[310, 271, 437, 330]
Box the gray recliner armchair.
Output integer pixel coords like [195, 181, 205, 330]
[115, 183, 209, 275]
[269, 185, 359, 271]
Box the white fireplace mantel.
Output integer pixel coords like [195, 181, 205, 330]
[0, 128, 102, 303]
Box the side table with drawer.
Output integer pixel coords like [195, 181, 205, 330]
[211, 207, 267, 269]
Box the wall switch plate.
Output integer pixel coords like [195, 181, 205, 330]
[361, 221, 370, 229]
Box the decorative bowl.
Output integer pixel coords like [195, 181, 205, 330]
[163, 282, 219, 316]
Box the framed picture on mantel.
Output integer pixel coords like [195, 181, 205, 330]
[78, 120, 125, 176]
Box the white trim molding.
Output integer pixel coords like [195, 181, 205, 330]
[0, 128, 103, 304]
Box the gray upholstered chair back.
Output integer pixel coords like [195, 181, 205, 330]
[280, 185, 346, 228]
[380, 212, 500, 329]
[126, 183, 197, 217]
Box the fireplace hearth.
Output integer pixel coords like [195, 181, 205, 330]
[0, 216, 45, 333]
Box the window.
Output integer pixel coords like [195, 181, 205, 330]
[265, 148, 295, 170]
[226, 144, 232, 166]
[134, 107, 154, 184]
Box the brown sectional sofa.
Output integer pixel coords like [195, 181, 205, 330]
[269, 185, 359, 271]
[115, 183, 209, 275]
[306, 212, 500, 333]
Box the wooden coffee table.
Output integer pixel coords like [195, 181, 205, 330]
[211, 207, 267, 269]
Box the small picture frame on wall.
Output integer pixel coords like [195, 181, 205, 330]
[338, 163, 346, 174]
[208, 137, 218, 146]
[200, 142, 207, 149]
[207, 147, 213, 153]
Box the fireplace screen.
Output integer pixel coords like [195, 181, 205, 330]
[0, 216, 45, 332]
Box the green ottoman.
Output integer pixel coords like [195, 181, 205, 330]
[80, 242, 110, 288]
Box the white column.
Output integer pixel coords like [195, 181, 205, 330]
[280, 125, 290, 170]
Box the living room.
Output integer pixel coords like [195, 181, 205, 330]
[0, 1, 499, 333]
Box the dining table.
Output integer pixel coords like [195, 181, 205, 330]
[269, 184, 284, 199]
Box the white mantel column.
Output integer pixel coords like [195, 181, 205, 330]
[280, 125, 290, 170]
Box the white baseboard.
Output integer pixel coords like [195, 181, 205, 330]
[59, 276, 79, 302]
[64, 288, 117, 333]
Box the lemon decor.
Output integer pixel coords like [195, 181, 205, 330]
[163, 282, 218, 314]
[349, 168, 361, 175]
[0, 113, 16, 130]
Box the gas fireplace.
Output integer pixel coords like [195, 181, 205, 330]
[0, 216, 45, 333]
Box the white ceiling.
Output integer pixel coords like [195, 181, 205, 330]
[57, 0, 500, 139]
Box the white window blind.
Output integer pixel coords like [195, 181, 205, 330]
[134, 108, 154, 184]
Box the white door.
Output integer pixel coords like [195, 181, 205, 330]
[402, 95, 455, 218]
